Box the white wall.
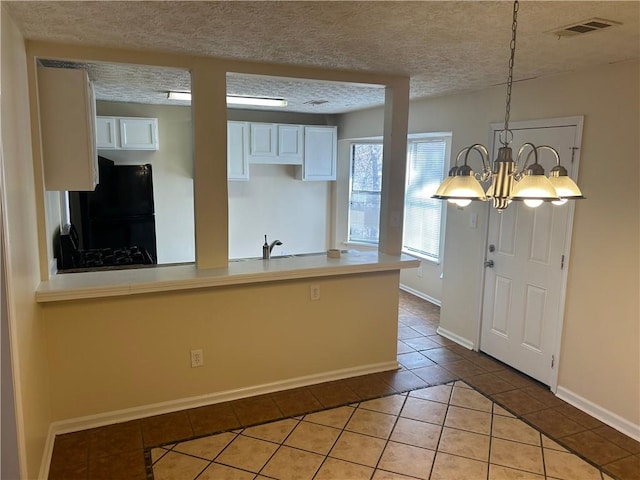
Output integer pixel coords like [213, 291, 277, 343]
[229, 164, 331, 258]
[229, 110, 336, 258]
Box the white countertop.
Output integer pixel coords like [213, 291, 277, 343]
[36, 251, 420, 303]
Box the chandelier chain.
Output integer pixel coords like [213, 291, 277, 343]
[503, 0, 519, 142]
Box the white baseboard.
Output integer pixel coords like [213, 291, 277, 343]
[38, 424, 55, 480]
[556, 386, 640, 441]
[436, 326, 475, 350]
[399, 284, 441, 307]
[39, 360, 399, 478]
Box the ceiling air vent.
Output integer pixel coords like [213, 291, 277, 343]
[549, 18, 621, 37]
[303, 100, 329, 106]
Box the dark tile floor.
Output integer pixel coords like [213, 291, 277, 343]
[48, 291, 640, 480]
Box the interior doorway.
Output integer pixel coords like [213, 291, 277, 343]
[479, 117, 583, 390]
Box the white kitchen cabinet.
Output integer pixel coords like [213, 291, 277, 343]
[96, 116, 159, 150]
[277, 124, 304, 165]
[119, 118, 159, 150]
[37, 65, 98, 191]
[96, 117, 117, 149]
[300, 126, 337, 181]
[248, 123, 277, 162]
[227, 121, 249, 181]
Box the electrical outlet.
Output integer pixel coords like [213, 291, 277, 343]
[416, 264, 423, 278]
[190, 349, 204, 368]
[310, 284, 321, 301]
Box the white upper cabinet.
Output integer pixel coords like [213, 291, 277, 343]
[300, 126, 337, 181]
[96, 117, 117, 149]
[227, 121, 250, 181]
[248, 123, 277, 162]
[120, 118, 159, 150]
[229, 121, 337, 179]
[37, 65, 98, 191]
[248, 123, 304, 165]
[96, 116, 159, 150]
[277, 124, 304, 164]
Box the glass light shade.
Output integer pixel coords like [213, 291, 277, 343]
[438, 175, 487, 201]
[523, 198, 544, 208]
[434, 175, 456, 197]
[510, 175, 558, 202]
[552, 198, 568, 206]
[453, 198, 472, 207]
[548, 175, 583, 199]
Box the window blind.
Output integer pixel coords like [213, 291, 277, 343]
[403, 139, 447, 260]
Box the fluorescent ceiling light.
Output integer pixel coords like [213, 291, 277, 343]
[167, 91, 192, 101]
[167, 91, 287, 107]
[226, 96, 287, 107]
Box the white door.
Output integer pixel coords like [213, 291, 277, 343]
[480, 118, 582, 387]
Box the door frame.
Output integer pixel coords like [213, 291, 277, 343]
[474, 116, 584, 392]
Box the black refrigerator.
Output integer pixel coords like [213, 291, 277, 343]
[70, 157, 158, 263]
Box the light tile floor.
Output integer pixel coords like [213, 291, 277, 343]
[47, 292, 640, 479]
[151, 381, 615, 480]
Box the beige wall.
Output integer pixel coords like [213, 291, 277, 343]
[1, 8, 51, 479]
[19, 41, 408, 461]
[339, 61, 640, 427]
[43, 272, 399, 420]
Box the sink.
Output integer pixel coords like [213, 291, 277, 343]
[229, 250, 349, 262]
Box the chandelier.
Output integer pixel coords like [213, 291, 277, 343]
[432, 0, 583, 212]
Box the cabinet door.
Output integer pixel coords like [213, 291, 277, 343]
[96, 117, 117, 149]
[37, 65, 98, 191]
[227, 122, 249, 180]
[248, 123, 276, 162]
[277, 124, 304, 165]
[302, 126, 337, 181]
[119, 118, 159, 150]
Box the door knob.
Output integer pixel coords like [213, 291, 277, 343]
[484, 259, 495, 268]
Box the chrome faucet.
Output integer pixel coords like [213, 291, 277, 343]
[270, 239, 283, 254]
[262, 235, 283, 259]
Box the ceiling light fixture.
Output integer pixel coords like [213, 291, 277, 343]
[167, 91, 287, 108]
[167, 91, 192, 101]
[432, 0, 583, 212]
[226, 95, 288, 107]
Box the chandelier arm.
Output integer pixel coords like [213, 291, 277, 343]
[461, 143, 491, 174]
[454, 148, 468, 167]
[516, 142, 539, 174]
[534, 145, 561, 165]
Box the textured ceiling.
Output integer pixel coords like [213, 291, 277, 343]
[7, 1, 640, 114]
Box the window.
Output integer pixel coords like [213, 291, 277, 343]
[403, 136, 450, 262]
[347, 134, 451, 261]
[348, 143, 383, 244]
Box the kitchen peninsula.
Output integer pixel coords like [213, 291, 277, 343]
[38, 250, 419, 428]
[37, 250, 419, 302]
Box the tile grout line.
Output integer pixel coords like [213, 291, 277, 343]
[485, 402, 495, 480]
[308, 400, 361, 479]
[425, 382, 456, 480]
[367, 390, 412, 477]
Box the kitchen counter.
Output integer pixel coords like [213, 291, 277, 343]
[36, 251, 420, 302]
